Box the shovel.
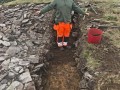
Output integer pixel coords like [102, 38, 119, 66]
[83, 8, 88, 20]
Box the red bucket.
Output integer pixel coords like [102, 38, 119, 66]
[87, 28, 103, 44]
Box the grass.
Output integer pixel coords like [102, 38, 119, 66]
[3, 0, 53, 5]
[100, 0, 120, 48]
[104, 29, 120, 48]
[86, 56, 101, 70]
[82, 49, 101, 70]
[103, 14, 118, 21]
[82, 44, 101, 70]
[92, 0, 120, 3]
[96, 0, 120, 25]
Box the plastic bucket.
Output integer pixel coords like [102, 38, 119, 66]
[87, 28, 103, 44]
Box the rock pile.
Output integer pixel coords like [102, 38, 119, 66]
[0, 3, 53, 90]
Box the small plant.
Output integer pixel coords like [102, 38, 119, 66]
[0, 0, 15, 4]
[104, 15, 118, 21]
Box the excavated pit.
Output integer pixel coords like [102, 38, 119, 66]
[43, 48, 80, 90]
[40, 13, 83, 90]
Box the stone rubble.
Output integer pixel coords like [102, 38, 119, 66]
[0, 3, 52, 90]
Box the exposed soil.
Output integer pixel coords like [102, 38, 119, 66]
[43, 48, 80, 90]
[42, 13, 81, 90]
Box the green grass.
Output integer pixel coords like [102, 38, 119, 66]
[92, 0, 120, 3]
[81, 44, 101, 70]
[103, 14, 118, 21]
[104, 29, 120, 48]
[96, 0, 120, 25]
[86, 56, 101, 70]
[4, 0, 53, 5]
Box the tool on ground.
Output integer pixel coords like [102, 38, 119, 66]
[85, 3, 98, 15]
[83, 8, 88, 20]
[89, 4, 98, 15]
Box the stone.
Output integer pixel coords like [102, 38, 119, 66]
[0, 24, 6, 27]
[0, 40, 10, 47]
[35, 63, 44, 69]
[27, 21, 32, 25]
[18, 33, 28, 42]
[6, 81, 23, 90]
[0, 48, 6, 53]
[0, 79, 8, 84]
[2, 27, 7, 31]
[9, 63, 16, 68]
[27, 31, 36, 39]
[0, 84, 7, 90]
[0, 40, 3, 44]
[14, 66, 24, 73]
[8, 35, 16, 41]
[0, 56, 5, 61]
[0, 32, 4, 38]
[33, 63, 44, 72]
[0, 5, 2, 8]
[0, 4, 53, 90]
[0, 72, 8, 81]
[2, 41, 11, 47]
[32, 40, 41, 45]
[8, 72, 15, 78]
[23, 13, 27, 18]
[5, 21, 12, 25]
[28, 55, 39, 64]
[26, 40, 34, 47]
[6, 46, 21, 56]
[2, 36, 9, 41]
[24, 82, 36, 90]
[11, 57, 22, 63]
[22, 19, 29, 23]
[84, 72, 93, 80]
[0, 35, 2, 39]
[23, 45, 28, 50]
[11, 41, 18, 46]
[1, 59, 10, 70]
[72, 32, 78, 38]
[19, 72, 32, 83]
[15, 30, 21, 35]
[19, 61, 30, 66]
[19, 68, 24, 73]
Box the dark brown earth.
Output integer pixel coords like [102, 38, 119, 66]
[42, 13, 81, 90]
[43, 48, 80, 90]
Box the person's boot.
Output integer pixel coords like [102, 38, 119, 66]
[57, 37, 64, 51]
[63, 42, 71, 49]
[57, 42, 64, 51]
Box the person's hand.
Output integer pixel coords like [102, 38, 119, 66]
[83, 12, 90, 20]
[85, 13, 90, 16]
[34, 10, 41, 16]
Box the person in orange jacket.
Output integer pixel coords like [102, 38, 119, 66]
[35, 0, 89, 50]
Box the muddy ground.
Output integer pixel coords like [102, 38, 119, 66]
[41, 13, 82, 90]
[43, 49, 80, 90]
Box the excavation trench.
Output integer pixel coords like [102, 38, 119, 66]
[41, 14, 82, 90]
[43, 48, 80, 90]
